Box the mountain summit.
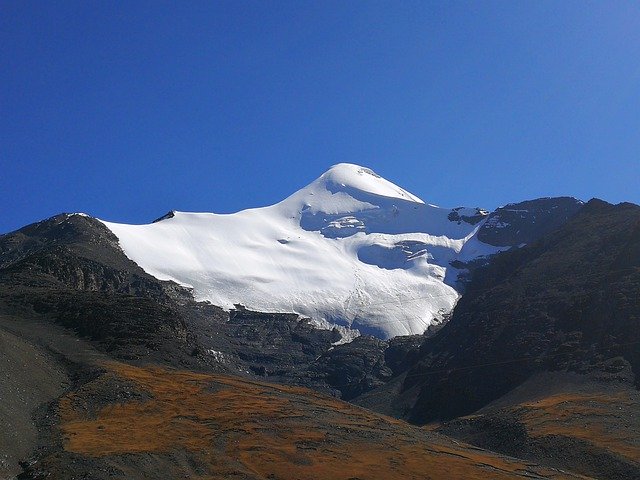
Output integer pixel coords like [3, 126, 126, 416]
[100, 164, 576, 338]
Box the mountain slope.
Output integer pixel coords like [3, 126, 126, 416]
[357, 199, 640, 478]
[403, 199, 640, 422]
[18, 354, 582, 480]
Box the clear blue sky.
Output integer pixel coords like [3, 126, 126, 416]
[2, 1, 639, 234]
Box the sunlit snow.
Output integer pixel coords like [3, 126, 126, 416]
[101, 163, 503, 339]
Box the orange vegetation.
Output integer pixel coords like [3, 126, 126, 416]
[519, 391, 640, 462]
[58, 361, 580, 479]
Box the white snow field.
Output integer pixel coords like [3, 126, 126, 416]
[101, 164, 503, 339]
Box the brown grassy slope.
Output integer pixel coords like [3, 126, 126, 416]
[436, 374, 640, 480]
[518, 390, 640, 462]
[54, 361, 582, 480]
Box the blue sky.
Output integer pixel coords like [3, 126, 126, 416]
[2, 1, 639, 233]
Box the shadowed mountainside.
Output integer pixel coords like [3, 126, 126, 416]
[357, 199, 640, 478]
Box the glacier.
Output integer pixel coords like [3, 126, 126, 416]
[100, 163, 503, 339]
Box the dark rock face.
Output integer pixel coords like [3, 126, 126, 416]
[222, 307, 341, 379]
[447, 207, 488, 225]
[446, 197, 585, 293]
[478, 197, 583, 246]
[218, 307, 425, 399]
[396, 199, 640, 424]
[309, 336, 392, 400]
[310, 334, 425, 400]
[152, 210, 176, 223]
[0, 214, 200, 367]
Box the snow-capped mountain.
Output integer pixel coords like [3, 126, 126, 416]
[101, 164, 504, 339]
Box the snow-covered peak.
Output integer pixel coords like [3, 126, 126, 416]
[271, 163, 475, 240]
[309, 163, 424, 204]
[101, 165, 502, 339]
[274, 163, 421, 218]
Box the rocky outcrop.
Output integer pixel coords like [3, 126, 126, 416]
[477, 197, 583, 246]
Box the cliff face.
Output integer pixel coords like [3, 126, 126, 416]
[477, 196, 584, 246]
